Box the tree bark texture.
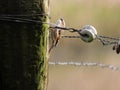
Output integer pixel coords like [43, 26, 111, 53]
[0, 0, 49, 90]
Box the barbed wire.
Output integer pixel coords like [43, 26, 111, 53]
[0, 13, 50, 17]
[49, 61, 120, 72]
[1, 15, 120, 72]
[0, 16, 119, 45]
[0, 16, 119, 43]
[61, 35, 119, 45]
[0, 16, 49, 24]
[0, 15, 120, 53]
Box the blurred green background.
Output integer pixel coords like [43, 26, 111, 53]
[48, 0, 120, 90]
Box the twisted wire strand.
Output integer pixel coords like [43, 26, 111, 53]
[50, 26, 78, 32]
[96, 35, 119, 45]
[1, 15, 120, 71]
[0, 16, 119, 46]
[0, 13, 49, 17]
[61, 35, 119, 45]
[0, 16, 77, 30]
[49, 61, 120, 72]
[99, 35, 120, 41]
[0, 16, 48, 24]
[62, 35, 81, 38]
[100, 39, 118, 45]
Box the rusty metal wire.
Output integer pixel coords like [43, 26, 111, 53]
[0, 16, 120, 51]
[1, 15, 120, 70]
[0, 13, 50, 18]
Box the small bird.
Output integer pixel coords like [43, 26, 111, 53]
[49, 18, 65, 53]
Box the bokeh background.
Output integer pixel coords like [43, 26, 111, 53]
[48, 0, 120, 90]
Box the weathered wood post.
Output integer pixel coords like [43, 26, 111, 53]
[0, 0, 49, 90]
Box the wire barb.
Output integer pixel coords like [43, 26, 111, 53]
[0, 16, 120, 54]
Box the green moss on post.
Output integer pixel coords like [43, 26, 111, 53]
[0, 0, 49, 90]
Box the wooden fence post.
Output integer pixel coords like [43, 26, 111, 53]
[0, 0, 49, 90]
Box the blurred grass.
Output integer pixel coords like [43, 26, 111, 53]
[48, 0, 120, 90]
[49, 0, 120, 62]
[50, 0, 120, 34]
